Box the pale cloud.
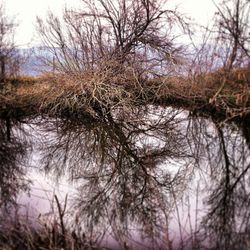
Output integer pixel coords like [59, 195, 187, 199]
[4, 0, 216, 47]
[178, 0, 216, 25]
[4, 0, 81, 46]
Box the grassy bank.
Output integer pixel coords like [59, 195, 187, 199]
[0, 68, 250, 123]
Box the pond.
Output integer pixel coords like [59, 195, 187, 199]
[0, 105, 249, 249]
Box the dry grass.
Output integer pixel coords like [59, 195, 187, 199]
[0, 194, 104, 250]
[0, 218, 103, 250]
[0, 67, 250, 122]
[146, 68, 250, 121]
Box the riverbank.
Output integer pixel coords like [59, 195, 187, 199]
[0, 68, 249, 124]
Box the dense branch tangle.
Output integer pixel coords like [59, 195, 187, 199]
[213, 0, 250, 70]
[37, 0, 187, 76]
[35, 0, 189, 119]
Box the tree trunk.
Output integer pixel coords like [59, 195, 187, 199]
[0, 55, 5, 81]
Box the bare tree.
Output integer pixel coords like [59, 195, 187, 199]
[213, 0, 250, 70]
[37, 0, 189, 76]
[0, 4, 21, 81]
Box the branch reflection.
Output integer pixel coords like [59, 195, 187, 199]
[0, 119, 31, 211]
[38, 107, 250, 249]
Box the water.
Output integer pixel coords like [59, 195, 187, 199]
[0, 106, 249, 249]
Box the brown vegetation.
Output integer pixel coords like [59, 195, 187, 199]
[1, 1, 250, 249]
[0, 66, 250, 124]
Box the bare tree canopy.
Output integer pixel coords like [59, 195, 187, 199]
[0, 4, 21, 81]
[37, 0, 189, 76]
[213, 0, 250, 69]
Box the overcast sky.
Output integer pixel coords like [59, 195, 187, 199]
[4, 0, 216, 47]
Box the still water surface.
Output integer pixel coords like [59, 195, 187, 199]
[0, 106, 249, 249]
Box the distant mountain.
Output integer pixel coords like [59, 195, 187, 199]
[19, 47, 50, 76]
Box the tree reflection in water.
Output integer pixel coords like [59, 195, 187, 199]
[37, 105, 249, 249]
[0, 119, 31, 212]
[39, 107, 194, 248]
[1, 106, 250, 249]
[185, 115, 250, 249]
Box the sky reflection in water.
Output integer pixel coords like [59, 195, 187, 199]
[0, 106, 249, 249]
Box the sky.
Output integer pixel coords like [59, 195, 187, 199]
[4, 0, 217, 47]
